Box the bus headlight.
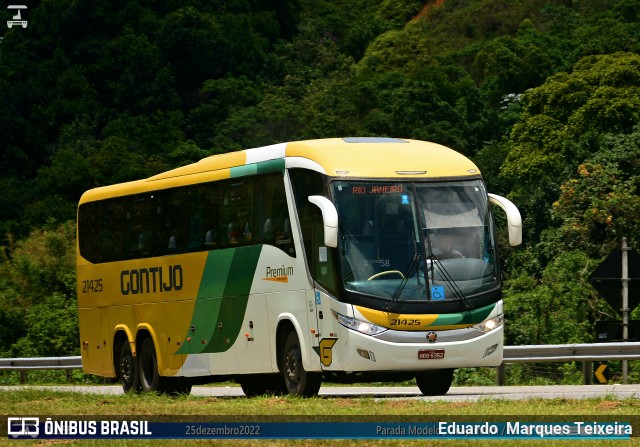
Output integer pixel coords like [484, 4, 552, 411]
[332, 311, 387, 336]
[473, 314, 504, 333]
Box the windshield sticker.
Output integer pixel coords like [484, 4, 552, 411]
[319, 246, 328, 262]
[431, 285, 445, 301]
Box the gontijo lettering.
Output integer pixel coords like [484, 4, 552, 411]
[120, 265, 183, 295]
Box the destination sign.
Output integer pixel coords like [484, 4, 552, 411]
[351, 184, 404, 195]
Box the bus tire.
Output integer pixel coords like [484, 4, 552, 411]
[118, 339, 139, 393]
[415, 368, 454, 396]
[138, 337, 190, 395]
[239, 374, 287, 397]
[280, 331, 321, 397]
[138, 337, 162, 392]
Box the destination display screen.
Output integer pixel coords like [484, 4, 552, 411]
[348, 184, 404, 195]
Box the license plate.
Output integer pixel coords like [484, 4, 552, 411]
[418, 349, 445, 360]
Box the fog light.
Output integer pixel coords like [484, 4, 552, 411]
[357, 349, 376, 362]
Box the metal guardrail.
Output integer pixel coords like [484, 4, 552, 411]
[500, 342, 640, 385]
[0, 356, 82, 384]
[503, 342, 640, 362]
[2, 343, 640, 384]
[0, 356, 82, 371]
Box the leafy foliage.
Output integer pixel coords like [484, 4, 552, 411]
[0, 222, 77, 356]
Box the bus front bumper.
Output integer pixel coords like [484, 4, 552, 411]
[322, 325, 503, 372]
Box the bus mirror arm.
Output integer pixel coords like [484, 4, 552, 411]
[308, 196, 338, 248]
[488, 193, 522, 246]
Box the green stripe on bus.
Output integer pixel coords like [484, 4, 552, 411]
[256, 158, 285, 174]
[430, 303, 495, 327]
[230, 159, 285, 178]
[230, 164, 257, 177]
[177, 245, 263, 354]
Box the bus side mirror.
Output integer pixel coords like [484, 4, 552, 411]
[308, 196, 338, 248]
[488, 193, 522, 246]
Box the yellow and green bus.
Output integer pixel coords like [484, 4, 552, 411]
[77, 137, 521, 396]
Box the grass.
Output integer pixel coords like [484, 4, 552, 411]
[1, 388, 640, 446]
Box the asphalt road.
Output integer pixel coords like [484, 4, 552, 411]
[3, 384, 639, 400]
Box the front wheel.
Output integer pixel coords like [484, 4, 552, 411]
[280, 331, 321, 397]
[415, 368, 454, 396]
[239, 374, 288, 397]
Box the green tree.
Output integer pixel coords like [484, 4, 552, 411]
[504, 251, 602, 346]
[500, 52, 640, 243]
[0, 222, 78, 357]
[550, 128, 640, 258]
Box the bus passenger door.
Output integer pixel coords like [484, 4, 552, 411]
[309, 288, 340, 371]
[306, 209, 342, 371]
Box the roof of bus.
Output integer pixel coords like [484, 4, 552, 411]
[78, 138, 480, 204]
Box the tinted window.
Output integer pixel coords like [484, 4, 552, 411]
[78, 171, 294, 263]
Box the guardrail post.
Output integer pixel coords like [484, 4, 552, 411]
[622, 237, 630, 385]
[19, 371, 26, 384]
[496, 364, 507, 386]
[583, 361, 592, 385]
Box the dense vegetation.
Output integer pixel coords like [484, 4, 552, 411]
[1, 0, 639, 382]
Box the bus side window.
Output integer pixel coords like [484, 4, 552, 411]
[255, 172, 295, 257]
[201, 183, 220, 249]
[78, 202, 101, 263]
[221, 178, 254, 248]
[103, 199, 126, 262]
[289, 169, 338, 295]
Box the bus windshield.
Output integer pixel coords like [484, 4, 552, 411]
[332, 180, 498, 305]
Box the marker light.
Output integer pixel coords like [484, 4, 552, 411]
[473, 314, 504, 333]
[332, 311, 387, 336]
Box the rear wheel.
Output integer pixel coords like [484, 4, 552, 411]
[138, 337, 160, 392]
[138, 337, 191, 395]
[415, 368, 454, 396]
[280, 331, 321, 397]
[118, 339, 139, 393]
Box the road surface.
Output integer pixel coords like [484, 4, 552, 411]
[2, 384, 639, 400]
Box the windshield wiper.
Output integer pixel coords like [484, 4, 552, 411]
[385, 234, 425, 311]
[429, 257, 471, 311]
[385, 252, 421, 311]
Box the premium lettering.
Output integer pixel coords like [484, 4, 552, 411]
[266, 265, 294, 278]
